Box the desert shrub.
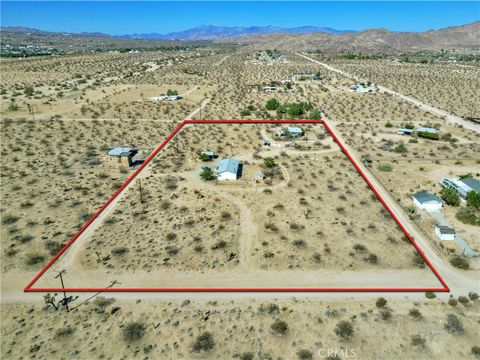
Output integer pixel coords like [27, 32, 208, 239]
[26, 254, 45, 266]
[425, 292, 436, 299]
[471, 346, 480, 357]
[440, 188, 460, 206]
[166, 233, 177, 241]
[334, 320, 354, 339]
[259, 303, 280, 315]
[2, 214, 20, 224]
[393, 144, 408, 153]
[264, 222, 279, 232]
[377, 163, 393, 172]
[448, 298, 458, 306]
[455, 206, 480, 225]
[166, 246, 179, 256]
[409, 308, 422, 319]
[221, 211, 232, 220]
[111, 247, 129, 256]
[375, 297, 387, 308]
[458, 296, 469, 305]
[364, 253, 378, 264]
[94, 296, 115, 308]
[444, 314, 464, 334]
[200, 168, 216, 181]
[412, 252, 426, 268]
[123, 322, 146, 342]
[192, 331, 215, 352]
[238, 352, 254, 360]
[450, 256, 470, 270]
[292, 239, 306, 247]
[466, 191, 480, 210]
[411, 334, 426, 347]
[353, 244, 367, 252]
[468, 292, 479, 301]
[211, 240, 227, 250]
[297, 349, 313, 360]
[55, 327, 75, 339]
[271, 320, 288, 335]
[266, 98, 279, 110]
[380, 308, 392, 321]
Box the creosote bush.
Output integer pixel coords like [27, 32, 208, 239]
[123, 322, 146, 342]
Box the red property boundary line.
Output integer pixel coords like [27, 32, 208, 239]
[25, 119, 449, 293]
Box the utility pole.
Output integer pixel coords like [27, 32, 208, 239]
[138, 179, 144, 204]
[54, 270, 69, 312]
[27, 104, 38, 121]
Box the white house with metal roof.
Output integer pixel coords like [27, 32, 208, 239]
[215, 158, 241, 181]
[441, 177, 480, 200]
[412, 191, 443, 211]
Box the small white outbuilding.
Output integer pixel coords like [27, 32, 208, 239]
[435, 225, 456, 241]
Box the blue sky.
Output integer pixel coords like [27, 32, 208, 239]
[1, 1, 479, 35]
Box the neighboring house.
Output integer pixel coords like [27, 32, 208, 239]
[151, 95, 182, 102]
[278, 127, 304, 138]
[215, 158, 241, 181]
[351, 84, 374, 93]
[412, 191, 443, 211]
[396, 128, 414, 136]
[416, 127, 439, 134]
[263, 86, 278, 93]
[441, 177, 480, 200]
[107, 147, 138, 167]
[201, 151, 216, 160]
[435, 225, 456, 241]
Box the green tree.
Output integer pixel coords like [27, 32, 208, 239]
[466, 191, 480, 210]
[199, 153, 211, 162]
[263, 157, 276, 168]
[287, 103, 303, 118]
[200, 168, 216, 181]
[167, 89, 178, 96]
[309, 109, 322, 119]
[441, 188, 460, 206]
[265, 98, 280, 110]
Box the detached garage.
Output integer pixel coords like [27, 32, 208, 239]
[412, 191, 443, 211]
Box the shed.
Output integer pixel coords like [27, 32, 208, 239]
[107, 147, 138, 167]
[396, 128, 414, 135]
[412, 191, 443, 211]
[215, 158, 241, 181]
[201, 151, 216, 159]
[435, 225, 456, 241]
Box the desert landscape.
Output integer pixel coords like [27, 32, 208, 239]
[1, 3, 479, 359]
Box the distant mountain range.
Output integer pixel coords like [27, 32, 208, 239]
[1, 22, 479, 54]
[117, 25, 356, 40]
